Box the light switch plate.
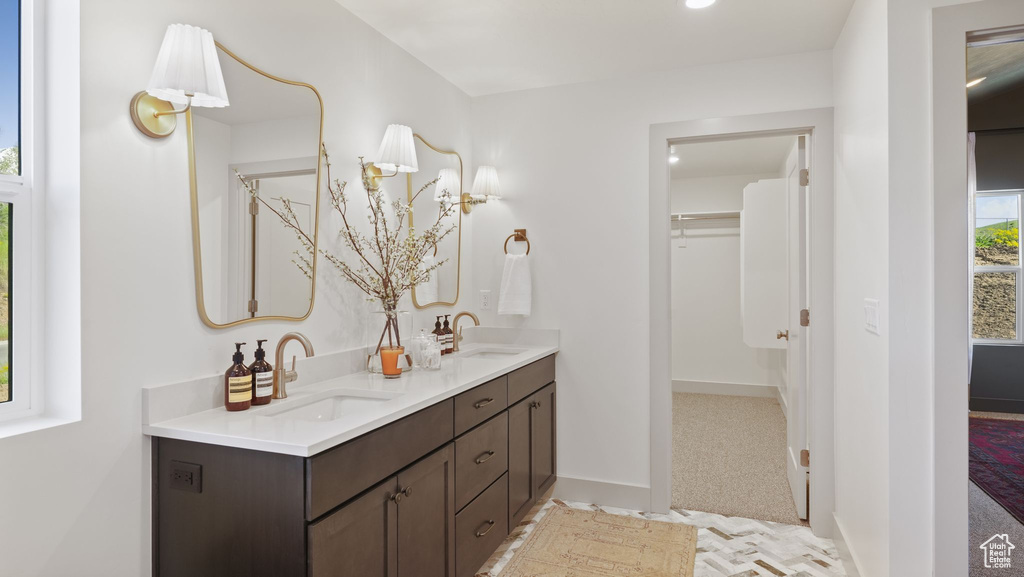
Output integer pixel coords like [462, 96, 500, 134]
[480, 290, 492, 311]
[864, 298, 880, 335]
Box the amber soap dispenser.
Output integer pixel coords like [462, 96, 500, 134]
[225, 342, 252, 412]
[249, 339, 273, 406]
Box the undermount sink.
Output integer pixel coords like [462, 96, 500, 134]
[458, 347, 527, 360]
[262, 390, 401, 422]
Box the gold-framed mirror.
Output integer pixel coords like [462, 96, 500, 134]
[187, 42, 324, 329]
[408, 134, 463, 308]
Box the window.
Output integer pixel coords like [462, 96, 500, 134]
[973, 192, 1023, 342]
[0, 0, 29, 415]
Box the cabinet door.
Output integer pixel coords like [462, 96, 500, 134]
[507, 396, 534, 531]
[308, 477, 398, 577]
[531, 383, 557, 497]
[397, 444, 455, 577]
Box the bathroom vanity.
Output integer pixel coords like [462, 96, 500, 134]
[148, 348, 557, 577]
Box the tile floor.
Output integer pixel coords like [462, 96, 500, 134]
[478, 499, 845, 577]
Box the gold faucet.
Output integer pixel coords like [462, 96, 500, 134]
[452, 311, 480, 352]
[273, 332, 315, 399]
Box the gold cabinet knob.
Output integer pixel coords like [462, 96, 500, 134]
[776, 330, 790, 341]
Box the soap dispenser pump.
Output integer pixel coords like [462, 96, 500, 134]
[249, 339, 273, 406]
[225, 342, 252, 412]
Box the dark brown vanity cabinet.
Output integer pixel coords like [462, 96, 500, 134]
[508, 382, 557, 530]
[308, 445, 455, 577]
[153, 354, 556, 577]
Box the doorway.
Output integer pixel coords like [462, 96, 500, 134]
[933, 3, 1024, 575]
[964, 25, 1024, 577]
[649, 108, 835, 537]
[668, 134, 808, 525]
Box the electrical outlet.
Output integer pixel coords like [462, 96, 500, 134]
[864, 298, 880, 335]
[480, 290, 492, 311]
[169, 461, 202, 493]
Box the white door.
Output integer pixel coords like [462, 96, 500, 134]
[784, 136, 809, 520]
[740, 178, 789, 349]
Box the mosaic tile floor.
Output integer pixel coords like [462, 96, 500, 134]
[477, 499, 845, 577]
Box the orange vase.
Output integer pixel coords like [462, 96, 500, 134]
[380, 346, 405, 378]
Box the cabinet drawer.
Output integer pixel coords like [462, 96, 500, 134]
[508, 355, 555, 405]
[455, 413, 508, 511]
[454, 376, 507, 436]
[307, 400, 454, 520]
[455, 474, 509, 577]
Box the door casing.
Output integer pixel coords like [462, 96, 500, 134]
[648, 108, 835, 537]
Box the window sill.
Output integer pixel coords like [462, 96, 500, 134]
[0, 412, 79, 440]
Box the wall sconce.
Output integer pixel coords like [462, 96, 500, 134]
[364, 124, 419, 191]
[130, 24, 230, 139]
[435, 168, 460, 203]
[460, 166, 501, 214]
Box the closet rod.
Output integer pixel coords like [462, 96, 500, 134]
[671, 211, 740, 221]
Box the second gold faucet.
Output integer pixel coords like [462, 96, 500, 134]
[452, 311, 480, 352]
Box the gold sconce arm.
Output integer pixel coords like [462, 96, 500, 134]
[153, 99, 192, 117]
[459, 192, 491, 215]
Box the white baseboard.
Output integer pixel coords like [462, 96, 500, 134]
[832, 514, 863, 577]
[672, 379, 779, 398]
[552, 476, 651, 512]
[776, 385, 788, 417]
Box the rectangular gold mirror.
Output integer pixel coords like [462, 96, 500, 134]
[408, 135, 463, 308]
[187, 43, 324, 328]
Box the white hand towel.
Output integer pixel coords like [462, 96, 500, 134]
[498, 253, 532, 316]
[417, 254, 439, 303]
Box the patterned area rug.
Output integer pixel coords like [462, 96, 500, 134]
[969, 417, 1024, 524]
[498, 504, 697, 576]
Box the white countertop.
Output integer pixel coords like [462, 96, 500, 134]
[143, 342, 558, 457]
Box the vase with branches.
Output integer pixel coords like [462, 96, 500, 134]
[237, 144, 457, 375]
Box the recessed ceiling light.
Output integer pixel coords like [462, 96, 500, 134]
[684, 0, 717, 8]
[967, 77, 987, 88]
[669, 156, 680, 164]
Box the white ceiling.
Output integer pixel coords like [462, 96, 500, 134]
[670, 134, 796, 179]
[334, 0, 855, 96]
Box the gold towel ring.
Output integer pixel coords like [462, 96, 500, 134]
[504, 233, 531, 255]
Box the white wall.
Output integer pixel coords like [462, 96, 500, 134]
[470, 50, 833, 500]
[0, 1, 471, 575]
[670, 174, 786, 389]
[831, 0, 891, 575]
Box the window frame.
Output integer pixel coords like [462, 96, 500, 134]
[0, 0, 38, 419]
[972, 188, 1024, 345]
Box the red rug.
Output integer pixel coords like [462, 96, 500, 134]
[969, 417, 1024, 524]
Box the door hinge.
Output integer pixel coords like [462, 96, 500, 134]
[799, 168, 810, 187]
[800, 308, 810, 327]
[248, 299, 259, 314]
[800, 449, 810, 468]
[249, 198, 260, 215]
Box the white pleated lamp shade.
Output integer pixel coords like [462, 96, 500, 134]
[471, 166, 501, 199]
[434, 168, 461, 202]
[146, 24, 229, 108]
[375, 124, 418, 173]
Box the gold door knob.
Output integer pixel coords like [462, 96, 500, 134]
[776, 330, 790, 341]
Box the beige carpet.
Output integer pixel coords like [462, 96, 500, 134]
[672, 392, 804, 525]
[498, 504, 697, 576]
